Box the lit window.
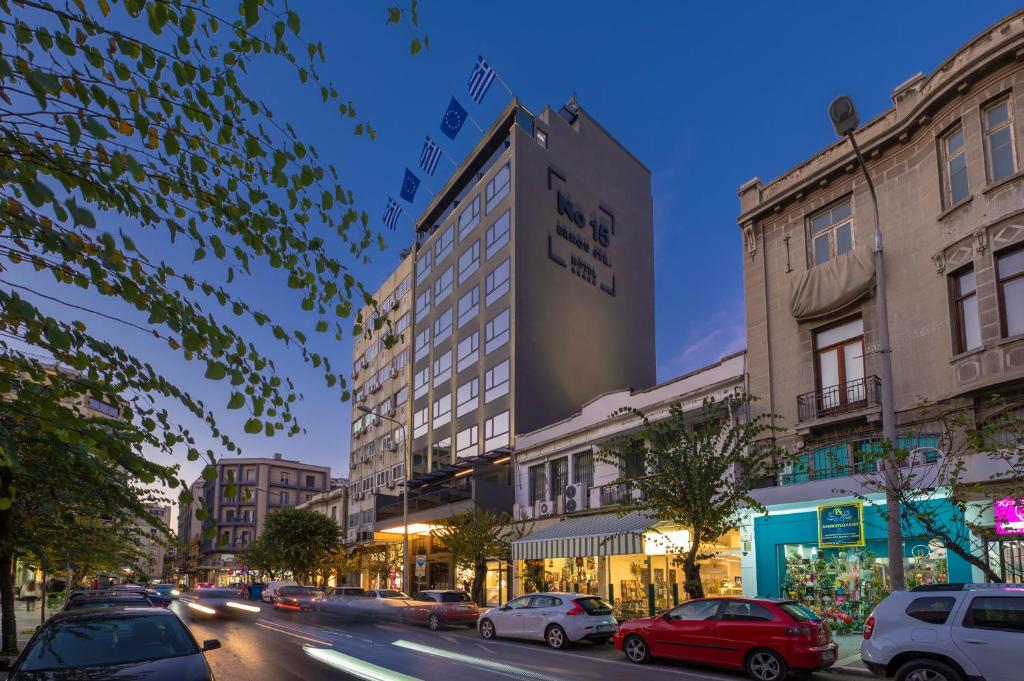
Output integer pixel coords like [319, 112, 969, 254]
[457, 332, 479, 372]
[458, 196, 481, 241]
[951, 265, 981, 353]
[941, 125, 970, 207]
[432, 393, 452, 428]
[458, 240, 481, 285]
[456, 425, 479, 459]
[433, 350, 452, 387]
[413, 367, 429, 400]
[484, 308, 510, 354]
[415, 289, 431, 318]
[458, 286, 480, 328]
[414, 327, 430, 361]
[484, 410, 510, 452]
[983, 98, 1017, 184]
[484, 258, 510, 307]
[434, 266, 454, 305]
[485, 211, 510, 260]
[435, 225, 454, 264]
[484, 359, 510, 403]
[416, 249, 432, 284]
[433, 307, 453, 346]
[809, 200, 853, 266]
[997, 246, 1024, 338]
[456, 378, 479, 417]
[486, 163, 511, 213]
[413, 407, 428, 438]
[535, 129, 547, 147]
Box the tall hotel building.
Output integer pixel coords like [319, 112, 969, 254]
[347, 97, 656, 594]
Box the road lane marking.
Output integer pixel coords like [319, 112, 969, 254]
[393, 639, 568, 681]
[303, 646, 424, 681]
[255, 620, 332, 646]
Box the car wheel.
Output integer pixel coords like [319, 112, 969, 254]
[479, 618, 496, 640]
[623, 635, 651, 664]
[545, 624, 568, 650]
[428, 614, 441, 631]
[895, 659, 963, 681]
[746, 648, 787, 681]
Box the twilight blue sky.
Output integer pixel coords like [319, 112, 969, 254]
[13, 2, 1021, 491]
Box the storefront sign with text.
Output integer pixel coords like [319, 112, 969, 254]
[817, 502, 865, 548]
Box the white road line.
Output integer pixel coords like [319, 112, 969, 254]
[255, 621, 332, 646]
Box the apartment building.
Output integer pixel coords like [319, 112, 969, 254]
[175, 478, 205, 586]
[736, 10, 1024, 602]
[196, 454, 331, 584]
[137, 505, 172, 581]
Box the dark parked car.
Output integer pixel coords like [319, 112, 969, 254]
[63, 592, 157, 611]
[406, 590, 480, 630]
[0, 607, 221, 680]
[614, 597, 836, 681]
[272, 585, 323, 611]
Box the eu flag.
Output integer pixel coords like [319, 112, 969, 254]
[440, 97, 467, 140]
[400, 169, 420, 203]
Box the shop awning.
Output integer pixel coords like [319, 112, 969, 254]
[511, 511, 658, 561]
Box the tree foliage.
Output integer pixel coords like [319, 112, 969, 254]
[599, 393, 784, 599]
[248, 506, 339, 582]
[432, 507, 528, 605]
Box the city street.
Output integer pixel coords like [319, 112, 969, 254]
[172, 601, 868, 681]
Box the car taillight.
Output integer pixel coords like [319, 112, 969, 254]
[566, 599, 586, 616]
[863, 615, 875, 640]
[785, 625, 814, 639]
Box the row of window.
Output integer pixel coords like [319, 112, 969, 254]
[414, 273, 510, 363]
[412, 410, 511, 463]
[527, 451, 597, 505]
[951, 245, 1024, 354]
[353, 348, 409, 402]
[940, 94, 1018, 208]
[354, 275, 413, 372]
[349, 462, 406, 498]
[412, 358, 510, 435]
[413, 310, 510, 396]
[415, 255, 510, 333]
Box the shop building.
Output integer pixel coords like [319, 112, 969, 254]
[735, 9, 1024, 612]
[509, 352, 745, 619]
[175, 478, 205, 587]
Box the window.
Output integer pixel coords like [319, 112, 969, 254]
[997, 246, 1024, 338]
[942, 124, 970, 206]
[414, 328, 430, 361]
[433, 350, 452, 386]
[667, 599, 723, 621]
[415, 289, 431, 318]
[280, 491, 290, 505]
[814, 317, 865, 409]
[905, 597, 956, 624]
[305, 475, 315, 489]
[433, 307, 453, 345]
[458, 286, 480, 328]
[413, 407, 428, 438]
[416, 249, 432, 284]
[246, 468, 256, 482]
[485, 258, 510, 306]
[395, 275, 412, 300]
[87, 397, 119, 417]
[279, 472, 290, 485]
[485, 308, 510, 354]
[413, 367, 429, 399]
[951, 266, 981, 353]
[721, 601, 774, 622]
[484, 410, 510, 451]
[457, 332, 479, 372]
[456, 425, 478, 459]
[983, 97, 1017, 183]
[550, 458, 568, 500]
[535, 129, 547, 147]
[963, 596, 1024, 632]
[435, 225, 454, 263]
[573, 451, 594, 487]
[392, 349, 409, 371]
[432, 393, 451, 428]
[528, 464, 546, 505]
[395, 385, 409, 406]
[394, 313, 410, 335]
[809, 199, 853, 266]
[456, 378, 479, 417]
[486, 162, 510, 213]
[484, 359, 510, 403]
[485, 211, 511, 260]
[458, 196, 480, 240]
[434, 266, 454, 305]
[458, 240, 480, 285]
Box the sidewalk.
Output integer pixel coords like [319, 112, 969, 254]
[1, 602, 50, 649]
[828, 633, 872, 678]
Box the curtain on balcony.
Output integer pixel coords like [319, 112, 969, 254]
[790, 246, 875, 321]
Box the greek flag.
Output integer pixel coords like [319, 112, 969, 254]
[400, 169, 421, 203]
[382, 197, 401, 230]
[420, 136, 443, 176]
[440, 98, 468, 140]
[468, 55, 496, 104]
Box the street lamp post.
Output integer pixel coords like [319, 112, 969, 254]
[829, 96, 904, 591]
[358, 405, 410, 593]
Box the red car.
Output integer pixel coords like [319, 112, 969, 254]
[405, 590, 480, 630]
[613, 597, 836, 681]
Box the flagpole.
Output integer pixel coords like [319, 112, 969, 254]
[494, 73, 514, 98]
[465, 113, 484, 133]
[441, 148, 458, 167]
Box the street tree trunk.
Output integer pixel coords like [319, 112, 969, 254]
[471, 561, 487, 605]
[0, 465, 17, 654]
[682, 532, 704, 600]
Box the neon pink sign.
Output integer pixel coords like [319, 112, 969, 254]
[995, 498, 1024, 536]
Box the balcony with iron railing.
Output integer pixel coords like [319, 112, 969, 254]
[797, 375, 881, 423]
[598, 481, 647, 507]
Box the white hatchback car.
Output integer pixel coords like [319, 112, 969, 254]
[478, 592, 617, 649]
[861, 584, 1024, 681]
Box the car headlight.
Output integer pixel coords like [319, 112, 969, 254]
[171, 589, 180, 596]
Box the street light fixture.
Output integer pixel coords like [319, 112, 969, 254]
[357, 404, 411, 593]
[829, 95, 904, 591]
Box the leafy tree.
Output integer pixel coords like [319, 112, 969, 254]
[361, 543, 402, 590]
[317, 544, 354, 589]
[242, 533, 282, 581]
[599, 394, 784, 600]
[255, 507, 339, 583]
[431, 508, 529, 605]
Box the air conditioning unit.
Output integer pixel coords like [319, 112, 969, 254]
[390, 299, 400, 311]
[387, 443, 399, 453]
[386, 406, 396, 416]
[564, 483, 587, 513]
[516, 505, 535, 521]
[370, 384, 382, 393]
[390, 368, 399, 378]
[536, 499, 554, 517]
[386, 481, 396, 489]
[361, 360, 369, 368]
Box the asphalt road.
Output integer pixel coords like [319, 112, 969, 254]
[172, 601, 870, 681]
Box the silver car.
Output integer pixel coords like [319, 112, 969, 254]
[478, 592, 617, 649]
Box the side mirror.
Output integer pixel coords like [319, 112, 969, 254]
[500, 605, 511, 611]
[202, 639, 221, 652]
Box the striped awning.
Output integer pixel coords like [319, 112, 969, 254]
[512, 511, 658, 561]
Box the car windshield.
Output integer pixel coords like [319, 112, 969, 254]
[780, 603, 821, 622]
[196, 589, 238, 598]
[18, 615, 199, 671]
[64, 598, 152, 610]
[376, 590, 408, 599]
[439, 593, 471, 603]
[575, 597, 614, 615]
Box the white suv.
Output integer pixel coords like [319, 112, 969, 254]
[861, 584, 1024, 681]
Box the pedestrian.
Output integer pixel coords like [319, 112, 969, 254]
[20, 580, 38, 611]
